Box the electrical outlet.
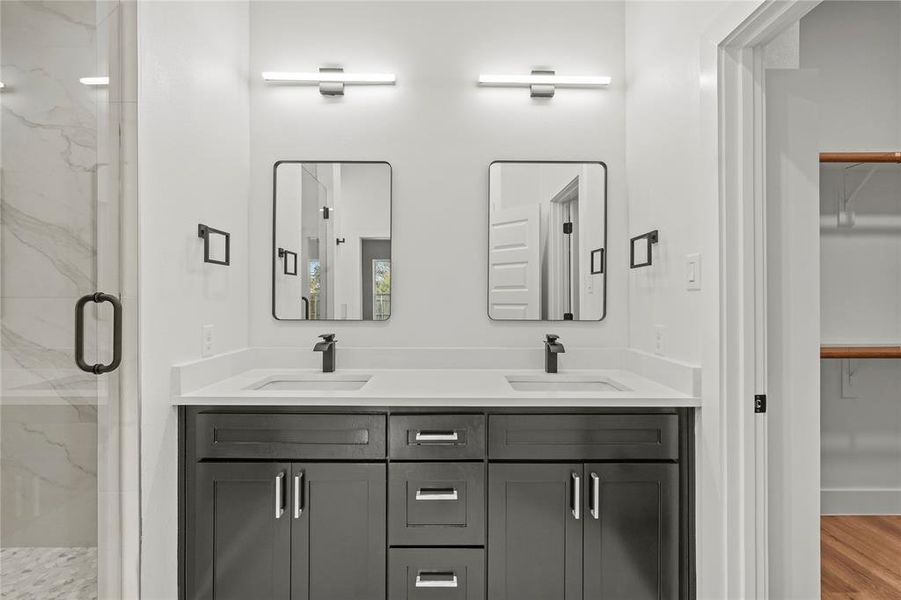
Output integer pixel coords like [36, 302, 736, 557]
[654, 325, 665, 355]
[202, 324, 215, 357]
[686, 253, 701, 290]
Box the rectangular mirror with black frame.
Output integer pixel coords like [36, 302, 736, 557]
[488, 161, 607, 321]
[273, 161, 392, 321]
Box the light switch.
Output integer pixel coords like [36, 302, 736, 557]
[686, 253, 701, 290]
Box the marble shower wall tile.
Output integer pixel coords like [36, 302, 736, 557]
[1, 405, 98, 547]
[1, 0, 105, 550]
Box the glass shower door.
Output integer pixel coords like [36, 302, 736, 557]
[0, 2, 135, 598]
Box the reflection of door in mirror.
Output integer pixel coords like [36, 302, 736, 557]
[274, 162, 392, 320]
[488, 162, 606, 321]
[547, 177, 580, 320]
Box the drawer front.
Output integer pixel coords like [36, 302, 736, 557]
[195, 413, 386, 460]
[389, 415, 485, 460]
[389, 463, 485, 546]
[488, 414, 678, 460]
[389, 548, 485, 600]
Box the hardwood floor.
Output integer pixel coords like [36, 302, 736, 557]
[822, 516, 901, 600]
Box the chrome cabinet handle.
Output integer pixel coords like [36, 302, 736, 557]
[294, 472, 304, 519]
[572, 472, 581, 520]
[415, 488, 458, 501]
[415, 572, 458, 588]
[75, 292, 122, 374]
[414, 431, 459, 443]
[590, 472, 600, 520]
[275, 472, 285, 519]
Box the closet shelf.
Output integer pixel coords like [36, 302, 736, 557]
[820, 152, 901, 164]
[821, 346, 901, 359]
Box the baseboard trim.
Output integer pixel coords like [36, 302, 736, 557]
[821, 488, 901, 515]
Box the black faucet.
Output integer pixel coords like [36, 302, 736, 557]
[313, 334, 337, 373]
[544, 334, 565, 374]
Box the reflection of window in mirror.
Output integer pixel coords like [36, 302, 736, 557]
[308, 260, 321, 320]
[372, 259, 391, 321]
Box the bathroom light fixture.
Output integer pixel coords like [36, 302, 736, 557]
[478, 70, 611, 98]
[262, 67, 396, 96]
[80, 76, 109, 87]
[0, 82, 5, 89]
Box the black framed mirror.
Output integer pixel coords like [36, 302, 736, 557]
[488, 161, 607, 321]
[273, 161, 392, 321]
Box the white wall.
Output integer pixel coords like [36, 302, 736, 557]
[137, 2, 250, 597]
[798, 0, 901, 515]
[274, 165, 305, 318]
[625, 3, 714, 365]
[249, 0, 628, 348]
[624, 2, 763, 599]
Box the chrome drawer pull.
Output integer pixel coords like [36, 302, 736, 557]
[414, 431, 459, 443]
[275, 472, 285, 519]
[590, 472, 600, 520]
[294, 472, 304, 519]
[415, 488, 458, 501]
[572, 472, 581, 520]
[415, 573, 458, 588]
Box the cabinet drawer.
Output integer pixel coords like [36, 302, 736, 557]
[488, 414, 678, 460]
[389, 548, 485, 600]
[194, 413, 386, 460]
[389, 463, 485, 546]
[389, 415, 485, 460]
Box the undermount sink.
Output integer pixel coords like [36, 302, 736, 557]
[505, 375, 626, 392]
[250, 375, 371, 392]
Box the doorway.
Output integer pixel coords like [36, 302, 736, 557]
[760, 2, 901, 597]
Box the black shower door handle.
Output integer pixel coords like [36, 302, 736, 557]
[75, 292, 122, 374]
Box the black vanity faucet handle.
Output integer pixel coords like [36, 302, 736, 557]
[546, 334, 560, 343]
[319, 333, 337, 343]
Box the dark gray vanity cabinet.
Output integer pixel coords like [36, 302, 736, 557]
[487, 464, 584, 600]
[181, 408, 693, 600]
[291, 463, 386, 600]
[188, 461, 385, 600]
[583, 463, 679, 600]
[190, 462, 292, 600]
[487, 463, 680, 600]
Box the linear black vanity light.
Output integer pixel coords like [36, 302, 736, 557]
[630, 230, 659, 269]
[262, 67, 396, 96]
[478, 70, 611, 98]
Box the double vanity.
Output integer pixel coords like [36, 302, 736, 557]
[180, 155, 692, 599]
[176, 346, 699, 600]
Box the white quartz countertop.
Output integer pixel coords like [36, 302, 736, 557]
[173, 368, 700, 408]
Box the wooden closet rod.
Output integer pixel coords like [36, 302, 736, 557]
[820, 152, 901, 163]
[821, 346, 901, 359]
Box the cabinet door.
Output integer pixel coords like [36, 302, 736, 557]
[291, 463, 386, 600]
[190, 462, 291, 600]
[488, 463, 582, 600]
[583, 464, 679, 600]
